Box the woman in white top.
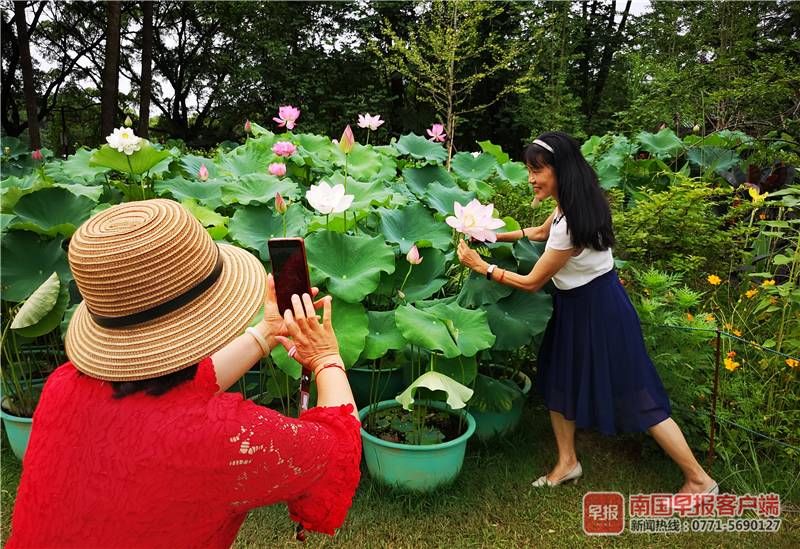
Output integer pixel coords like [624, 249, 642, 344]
[457, 131, 717, 494]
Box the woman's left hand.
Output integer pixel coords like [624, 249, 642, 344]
[457, 240, 485, 272]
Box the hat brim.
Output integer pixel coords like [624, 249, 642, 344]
[65, 244, 266, 381]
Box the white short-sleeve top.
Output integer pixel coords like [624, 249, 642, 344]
[545, 208, 614, 290]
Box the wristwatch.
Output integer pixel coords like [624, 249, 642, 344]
[486, 264, 497, 280]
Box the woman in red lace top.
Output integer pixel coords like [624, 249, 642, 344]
[7, 200, 361, 548]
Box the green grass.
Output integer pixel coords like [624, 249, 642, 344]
[3, 397, 798, 548]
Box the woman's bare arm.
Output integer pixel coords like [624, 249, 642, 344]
[495, 210, 556, 242]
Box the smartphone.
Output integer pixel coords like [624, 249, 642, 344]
[267, 237, 312, 317]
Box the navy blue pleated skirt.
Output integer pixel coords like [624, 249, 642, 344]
[536, 269, 672, 435]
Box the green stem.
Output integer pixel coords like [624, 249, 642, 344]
[282, 214, 287, 238]
[126, 155, 144, 200]
[343, 158, 350, 233]
[775, 231, 799, 353]
[399, 264, 414, 298]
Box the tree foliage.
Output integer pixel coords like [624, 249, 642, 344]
[2, 0, 798, 154]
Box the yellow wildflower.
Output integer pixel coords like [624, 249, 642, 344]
[786, 358, 799, 369]
[733, 329, 742, 337]
[761, 279, 776, 288]
[724, 357, 740, 372]
[707, 274, 722, 286]
[724, 323, 733, 331]
[748, 187, 768, 204]
[769, 297, 778, 305]
[705, 314, 715, 322]
[745, 288, 758, 299]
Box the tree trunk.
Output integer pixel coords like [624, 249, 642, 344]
[137, 0, 153, 138]
[13, 1, 40, 149]
[588, 0, 632, 120]
[100, 1, 122, 137]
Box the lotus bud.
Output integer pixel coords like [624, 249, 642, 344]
[339, 125, 355, 154]
[275, 192, 288, 214]
[124, 115, 133, 127]
[268, 162, 287, 177]
[692, 124, 700, 133]
[406, 244, 423, 265]
[244, 119, 252, 134]
[31, 149, 44, 161]
[198, 164, 209, 181]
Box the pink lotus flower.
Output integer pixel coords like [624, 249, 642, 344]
[268, 162, 287, 177]
[272, 141, 296, 157]
[427, 123, 446, 142]
[357, 113, 384, 131]
[31, 149, 44, 161]
[445, 199, 505, 243]
[406, 245, 423, 265]
[273, 105, 300, 130]
[198, 163, 209, 181]
[244, 119, 252, 134]
[339, 125, 355, 154]
[275, 192, 288, 214]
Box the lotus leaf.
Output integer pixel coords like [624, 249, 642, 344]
[378, 203, 452, 253]
[306, 232, 395, 303]
[395, 134, 448, 163]
[395, 371, 473, 411]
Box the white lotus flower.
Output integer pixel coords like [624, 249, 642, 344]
[445, 199, 505, 243]
[357, 113, 384, 131]
[106, 127, 143, 155]
[305, 180, 354, 215]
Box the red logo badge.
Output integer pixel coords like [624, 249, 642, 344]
[583, 492, 625, 535]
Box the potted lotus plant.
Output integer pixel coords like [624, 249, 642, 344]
[1, 273, 69, 459]
[359, 369, 477, 491]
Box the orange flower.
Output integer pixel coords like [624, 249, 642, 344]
[786, 358, 799, 369]
[705, 314, 715, 322]
[686, 312, 694, 321]
[707, 274, 722, 286]
[759, 213, 766, 220]
[761, 279, 776, 288]
[727, 351, 737, 359]
[745, 288, 758, 299]
[724, 357, 740, 372]
[733, 329, 742, 337]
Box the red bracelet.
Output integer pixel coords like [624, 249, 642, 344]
[314, 363, 346, 378]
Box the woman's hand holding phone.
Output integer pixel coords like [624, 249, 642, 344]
[274, 293, 342, 373]
[260, 274, 323, 344]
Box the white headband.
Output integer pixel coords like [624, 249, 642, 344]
[533, 139, 554, 155]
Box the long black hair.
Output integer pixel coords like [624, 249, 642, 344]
[523, 131, 614, 251]
[110, 364, 198, 399]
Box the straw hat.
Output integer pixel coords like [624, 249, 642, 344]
[65, 199, 266, 381]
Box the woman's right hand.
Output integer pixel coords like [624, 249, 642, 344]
[275, 293, 342, 373]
